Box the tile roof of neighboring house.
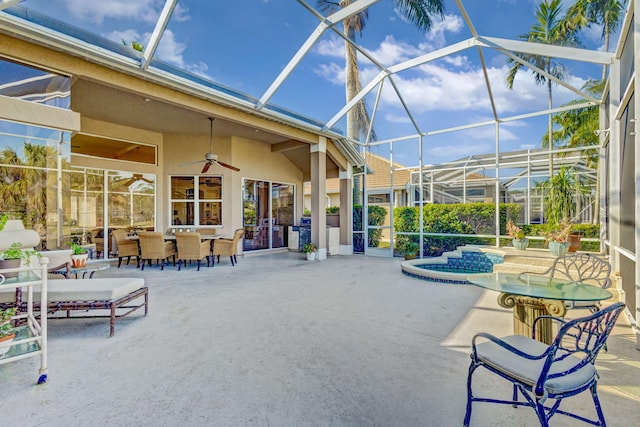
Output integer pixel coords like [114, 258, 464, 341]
[304, 152, 414, 195]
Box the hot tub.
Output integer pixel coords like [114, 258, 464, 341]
[401, 246, 505, 284]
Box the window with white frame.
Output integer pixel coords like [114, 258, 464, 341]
[170, 176, 223, 226]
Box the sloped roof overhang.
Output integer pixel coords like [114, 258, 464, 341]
[0, 5, 366, 168]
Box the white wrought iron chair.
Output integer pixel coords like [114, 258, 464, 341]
[519, 253, 612, 314]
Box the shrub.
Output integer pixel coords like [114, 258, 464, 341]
[394, 203, 521, 256]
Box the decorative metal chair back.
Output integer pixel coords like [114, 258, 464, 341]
[464, 302, 625, 427]
[549, 253, 612, 289]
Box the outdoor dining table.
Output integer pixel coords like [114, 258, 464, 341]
[468, 272, 612, 344]
[126, 234, 224, 241]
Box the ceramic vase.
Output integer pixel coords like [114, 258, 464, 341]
[549, 241, 570, 256]
[70, 253, 88, 268]
[512, 238, 529, 250]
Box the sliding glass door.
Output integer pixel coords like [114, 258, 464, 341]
[242, 179, 294, 251]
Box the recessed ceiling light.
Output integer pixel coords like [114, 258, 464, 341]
[144, 98, 151, 102]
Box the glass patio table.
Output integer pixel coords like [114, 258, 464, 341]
[468, 272, 612, 344]
[50, 262, 111, 279]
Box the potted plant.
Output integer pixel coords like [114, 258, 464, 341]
[0, 212, 8, 232]
[0, 307, 17, 358]
[506, 220, 528, 250]
[401, 240, 420, 260]
[545, 218, 572, 256]
[302, 242, 317, 261]
[69, 243, 89, 268]
[0, 242, 39, 278]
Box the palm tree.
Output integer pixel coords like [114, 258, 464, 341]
[565, 0, 624, 79]
[316, 0, 444, 143]
[316, 0, 444, 232]
[506, 0, 580, 178]
[545, 79, 602, 168]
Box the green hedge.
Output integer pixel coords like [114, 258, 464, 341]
[394, 203, 521, 256]
[353, 205, 388, 251]
[520, 223, 600, 251]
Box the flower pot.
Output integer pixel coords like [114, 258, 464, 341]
[0, 333, 16, 358]
[0, 259, 21, 278]
[70, 253, 89, 268]
[512, 238, 529, 250]
[567, 232, 582, 253]
[306, 252, 316, 261]
[549, 241, 570, 257]
[404, 253, 417, 260]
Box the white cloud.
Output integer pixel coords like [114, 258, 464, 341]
[107, 28, 209, 78]
[314, 62, 345, 85]
[62, 0, 161, 24]
[426, 140, 493, 161]
[384, 113, 412, 124]
[367, 35, 424, 66]
[421, 14, 464, 51]
[58, 0, 190, 24]
[315, 37, 344, 59]
[154, 30, 209, 77]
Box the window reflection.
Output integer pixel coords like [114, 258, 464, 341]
[170, 175, 223, 226]
[0, 58, 70, 109]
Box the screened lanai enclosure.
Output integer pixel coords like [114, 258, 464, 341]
[0, 1, 638, 344]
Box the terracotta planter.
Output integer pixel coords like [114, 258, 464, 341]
[0, 259, 21, 278]
[70, 253, 89, 268]
[567, 233, 582, 253]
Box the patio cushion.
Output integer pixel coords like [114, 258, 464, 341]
[475, 334, 596, 395]
[35, 278, 146, 302]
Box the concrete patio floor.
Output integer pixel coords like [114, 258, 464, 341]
[1, 252, 639, 426]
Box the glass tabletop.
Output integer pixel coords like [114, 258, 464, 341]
[468, 272, 613, 302]
[65, 262, 111, 273]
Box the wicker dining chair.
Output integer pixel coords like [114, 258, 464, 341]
[212, 228, 244, 266]
[175, 232, 211, 271]
[137, 231, 176, 271]
[112, 229, 140, 268]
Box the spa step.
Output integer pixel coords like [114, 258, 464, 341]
[501, 254, 557, 268]
[493, 262, 550, 274]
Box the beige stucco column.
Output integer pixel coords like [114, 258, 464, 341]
[339, 166, 353, 255]
[311, 137, 327, 260]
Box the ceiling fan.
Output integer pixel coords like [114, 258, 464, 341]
[114, 173, 153, 187]
[182, 117, 240, 173]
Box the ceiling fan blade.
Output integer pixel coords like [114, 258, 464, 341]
[124, 177, 137, 187]
[216, 160, 240, 172]
[201, 162, 211, 173]
[180, 160, 206, 166]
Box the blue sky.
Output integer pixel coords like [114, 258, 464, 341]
[17, 0, 619, 167]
